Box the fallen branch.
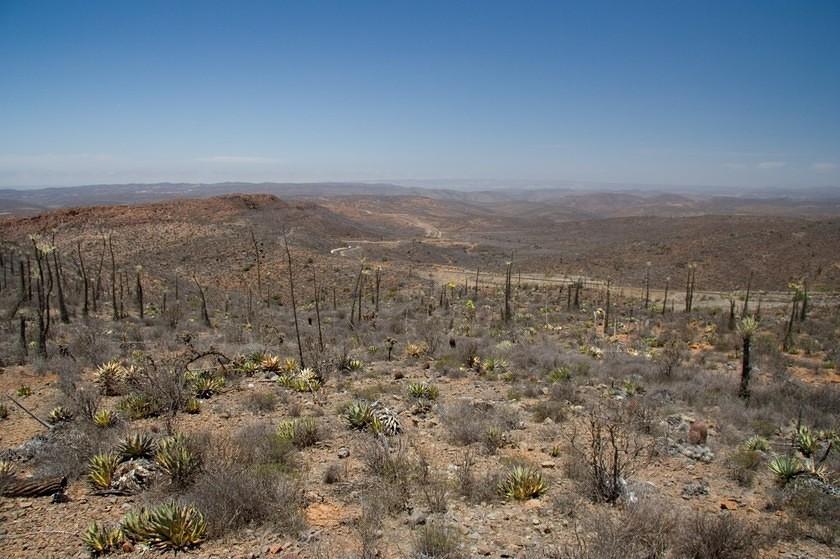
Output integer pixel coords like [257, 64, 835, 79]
[6, 394, 51, 429]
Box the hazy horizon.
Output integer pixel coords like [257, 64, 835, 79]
[1, 1, 838, 189]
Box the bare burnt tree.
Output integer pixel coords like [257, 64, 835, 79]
[313, 270, 324, 351]
[503, 261, 513, 322]
[31, 238, 54, 357]
[52, 247, 70, 324]
[250, 228, 263, 301]
[742, 270, 753, 317]
[135, 266, 144, 319]
[192, 272, 212, 328]
[107, 234, 118, 320]
[283, 228, 305, 368]
[77, 241, 89, 318]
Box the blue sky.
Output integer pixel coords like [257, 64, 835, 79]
[1, 1, 838, 189]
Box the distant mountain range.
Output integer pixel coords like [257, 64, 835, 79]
[1, 181, 840, 218]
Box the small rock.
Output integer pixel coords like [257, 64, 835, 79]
[337, 448, 350, 459]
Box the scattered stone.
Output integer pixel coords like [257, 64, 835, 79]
[681, 481, 709, 498]
[337, 448, 350, 459]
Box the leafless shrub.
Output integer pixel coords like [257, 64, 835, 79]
[673, 511, 760, 559]
[411, 522, 464, 559]
[567, 404, 653, 503]
[440, 400, 519, 448]
[246, 390, 277, 413]
[455, 450, 501, 504]
[772, 485, 840, 546]
[360, 436, 415, 514]
[182, 434, 304, 536]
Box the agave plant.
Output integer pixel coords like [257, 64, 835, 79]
[118, 393, 160, 420]
[407, 382, 439, 401]
[82, 522, 124, 556]
[276, 417, 319, 449]
[190, 374, 225, 399]
[347, 358, 365, 371]
[404, 342, 428, 358]
[344, 399, 375, 430]
[155, 435, 202, 487]
[93, 409, 118, 428]
[547, 366, 571, 383]
[0, 459, 15, 485]
[769, 455, 803, 484]
[95, 360, 127, 396]
[117, 433, 157, 461]
[743, 435, 770, 452]
[483, 357, 509, 374]
[183, 397, 201, 414]
[370, 401, 401, 436]
[122, 502, 206, 551]
[796, 426, 819, 458]
[48, 406, 73, 425]
[278, 367, 321, 392]
[498, 465, 549, 500]
[260, 354, 282, 372]
[88, 453, 120, 491]
[281, 357, 300, 373]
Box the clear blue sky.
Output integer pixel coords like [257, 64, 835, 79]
[1, 1, 838, 189]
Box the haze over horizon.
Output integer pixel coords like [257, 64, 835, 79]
[1, 1, 839, 190]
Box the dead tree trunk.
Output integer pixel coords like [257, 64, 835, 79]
[108, 235, 118, 320]
[250, 228, 263, 302]
[135, 267, 144, 319]
[192, 273, 212, 328]
[283, 229, 305, 368]
[313, 271, 324, 352]
[503, 261, 513, 322]
[77, 241, 89, 318]
[52, 250, 70, 324]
